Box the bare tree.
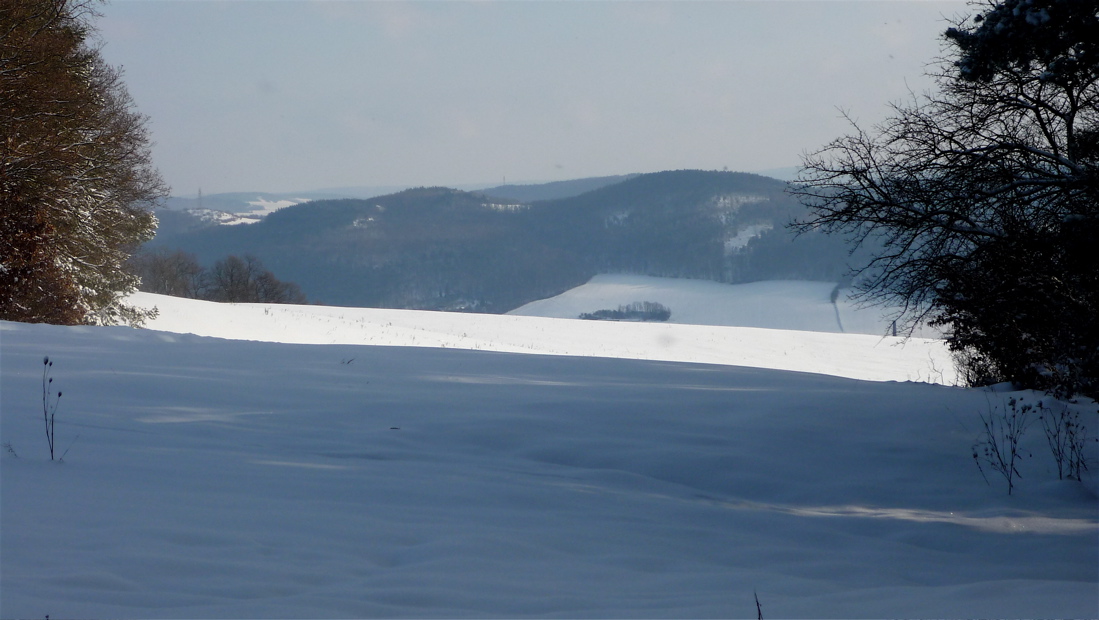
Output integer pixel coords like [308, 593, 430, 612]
[792, 0, 1098, 397]
[128, 247, 204, 298]
[204, 254, 306, 304]
[253, 270, 307, 305]
[204, 255, 259, 303]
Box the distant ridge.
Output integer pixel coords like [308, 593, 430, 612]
[478, 174, 641, 202]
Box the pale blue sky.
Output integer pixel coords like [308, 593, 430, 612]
[97, 1, 968, 195]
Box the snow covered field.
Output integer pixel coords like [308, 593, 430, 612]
[509, 275, 941, 337]
[126, 277, 956, 385]
[1, 279, 1096, 618]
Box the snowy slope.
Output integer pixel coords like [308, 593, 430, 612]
[1, 320, 1096, 618]
[128, 289, 955, 385]
[509, 274, 939, 337]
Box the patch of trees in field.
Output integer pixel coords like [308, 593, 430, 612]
[579, 302, 671, 322]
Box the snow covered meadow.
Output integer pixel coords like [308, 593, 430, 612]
[1, 277, 1096, 618]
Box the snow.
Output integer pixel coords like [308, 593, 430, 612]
[724, 222, 773, 252]
[246, 197, 308, 216]
[510, 275, 940, 338]
[188, 207, 265, 226]
[187, 196, 308, 226]
[711, 193, 767, 211]
[128, 279, 954, 384]
[1, 278, 1096, 618]
[481, 201, 528, 212]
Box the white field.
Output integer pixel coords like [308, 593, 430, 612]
[1, 277, 1096, 618]
[128, 277, 956, 385]
[510, 275, 930, 335]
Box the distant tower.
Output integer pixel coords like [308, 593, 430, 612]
[197, 188, 204, 210]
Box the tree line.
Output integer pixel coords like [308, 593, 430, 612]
[579, 302, 672, 322]
[128, 248, 306, 304]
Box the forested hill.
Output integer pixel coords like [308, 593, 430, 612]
[144, 170, 861, 311]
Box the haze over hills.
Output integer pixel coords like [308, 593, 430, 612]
[143, 170, 866, 311]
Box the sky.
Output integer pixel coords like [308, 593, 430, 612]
[96, 1, 969, 196]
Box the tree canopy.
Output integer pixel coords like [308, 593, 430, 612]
[1, 0, 165, 325]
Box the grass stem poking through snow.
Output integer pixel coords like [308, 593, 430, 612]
[973, 397, 1033, 495]
[1038, 399, 1090, 481]
[41, 356, 62, 461]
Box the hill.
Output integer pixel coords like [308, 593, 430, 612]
[144, 170, 863, 310]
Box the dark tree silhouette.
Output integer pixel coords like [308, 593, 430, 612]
[204, 255, 306, 304]
[793, 0, 1098, 397]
